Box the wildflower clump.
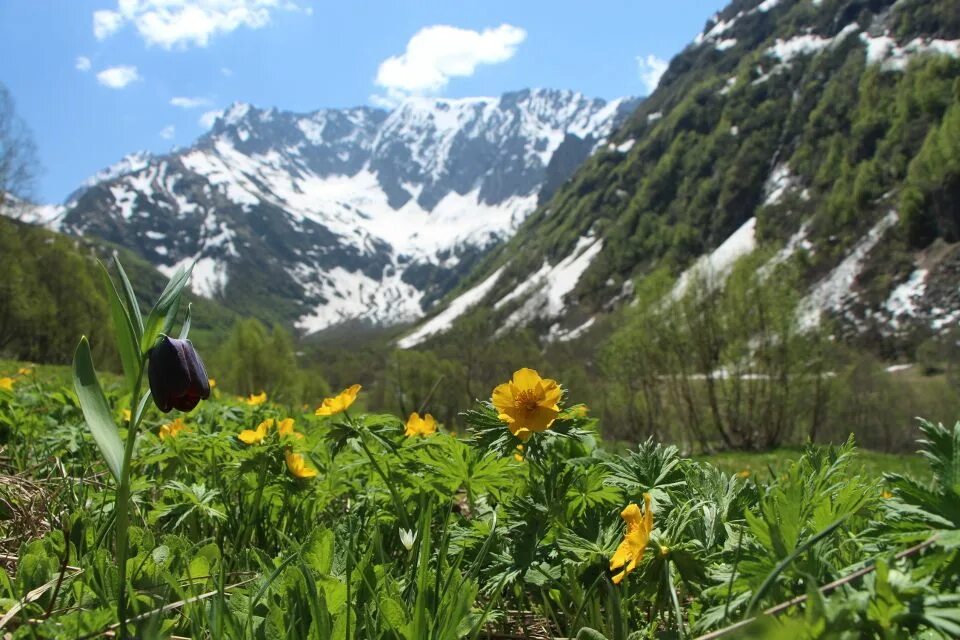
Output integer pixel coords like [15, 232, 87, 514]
[159, 417, 188, 441]
[492, 368, 562, 441]
[315, 384, 361, 416]
[610, 493, 654, 585]
[285, 450, 317, 479]
[245, 391, 267, 406]
[404, 411, 437, 437]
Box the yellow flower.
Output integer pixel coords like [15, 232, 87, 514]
[563, 404, 589, 419]
[122, 409, 132, 423]
[285, 450, 318, 479]
[610, 493, 654, 585]
[159, 417, 188, 441]
[514, 444, 525, 462]
[17, 367, 32, 376]
[881, 490, 893, 499]
[245, 391, 267, 406]
[315, 384, 361, 416]
[0, 377, 15, 392]
[492, 368, 562, 441]
[208, 378, 216, 388]
[239, 419, 272, 445]
[277, 417, 304, 440]
[404, 412, 437, 437]
[736, 469, 751, 479]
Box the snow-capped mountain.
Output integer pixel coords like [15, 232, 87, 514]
[397, 0, 960, 348]
[48, 89, 639, 332]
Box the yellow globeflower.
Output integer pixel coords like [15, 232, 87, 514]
[0, 377, 15, 392]
[404, 412, 437, 437]
[285, 450, 318, 479]
[277, 417, 304, 440]
[122, 409, 132, 423]
[514, 444, 525, 462]
[492, 368, 562, 441]
[736, 469, 751, 479]
[610, 493, 654, 585]
[17, 367, 32, 376]
[245, 391, 267, 406]
[208, 378, 216, 389]
[159, 417, 188, 441]
[239, 419, 272, 445]
[315, 384, 361, 416]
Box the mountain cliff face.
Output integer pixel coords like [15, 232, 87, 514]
[49, 89, 639, 330]
[400, 0, 960, 349]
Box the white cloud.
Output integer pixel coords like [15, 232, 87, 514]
[160, 124, 176, 139]
[374, 24, 526, 104]
[637, 54, 668, 95]
[96, 65, 140, 89]
[199, 109, 222, 129]
[92, 1, 305, 49]
[170, 96, 212, 109]
[75, 56, 92, 72]
[93, 9, 123, 39]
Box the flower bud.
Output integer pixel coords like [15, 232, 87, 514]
[148, 336, 211, 413]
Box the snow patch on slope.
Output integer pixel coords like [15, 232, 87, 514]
[398, 267, 507, 348]
[674, 217, 757, 298]
[861, 34, 960, 70]
[296, 266, 425, 333]
[885, 269, 928, 326]
[498, 235, 605, 330]
[800, 211, 899, 327]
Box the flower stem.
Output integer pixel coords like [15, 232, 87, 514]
[115, 360, 146, 639]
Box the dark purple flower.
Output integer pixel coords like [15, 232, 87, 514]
[148, 336, 210, 413]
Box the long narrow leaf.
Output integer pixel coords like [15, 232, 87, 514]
[72, 337, 124, 482]
[99, 262, 141, 389]
[141, 263, 192, 354]
[179, 303, 192, 340]
[113, 253, 143, 336]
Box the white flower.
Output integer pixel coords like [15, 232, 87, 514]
[399, 528, 417, 551]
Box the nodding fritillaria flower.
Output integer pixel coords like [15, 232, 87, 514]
[315, 384, 361, 416]
[492, 368, 562, 441]
[148, 336, 211, 413]
[285, 450, 318, 479]
[610, 493, 654, 585]
[404, 412, 437, 437]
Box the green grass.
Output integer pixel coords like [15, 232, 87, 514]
[697, 448, 932, 484]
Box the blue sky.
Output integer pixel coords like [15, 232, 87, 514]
[0, 0, 723, 204]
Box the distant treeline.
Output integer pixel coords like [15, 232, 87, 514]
[4, 216, 959, 452]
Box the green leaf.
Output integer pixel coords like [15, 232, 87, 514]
[141, 263, 192, 354]
[72, 336, 124, 482]
[113, 253, 143, 336]
[99, 262, 141, 390]
[178, 302, 192, 340]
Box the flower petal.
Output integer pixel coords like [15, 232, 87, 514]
[512, 368, 542, 389]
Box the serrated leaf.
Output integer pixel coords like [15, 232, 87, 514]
[72, 337, 124, 482]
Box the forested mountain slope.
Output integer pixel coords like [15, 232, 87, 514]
[401, 0, 960, 349]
